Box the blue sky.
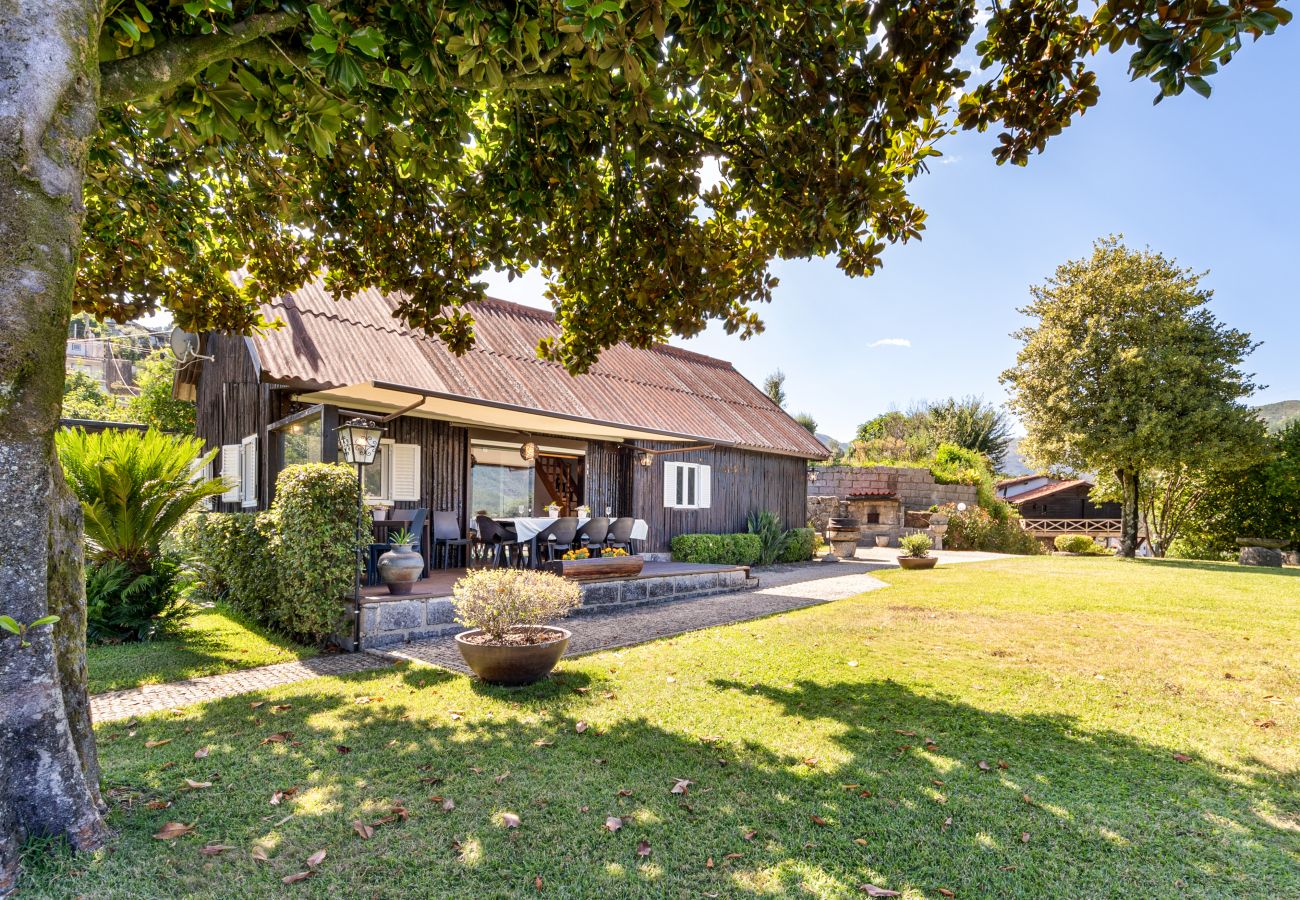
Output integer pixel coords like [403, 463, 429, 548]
[487, 27, 1300, 441]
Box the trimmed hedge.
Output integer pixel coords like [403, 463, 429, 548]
[177, 464, 359, 642]
[1054, 535, 1109, 555]
[670, 532, 762, 566]
[778, 527, 816, 563]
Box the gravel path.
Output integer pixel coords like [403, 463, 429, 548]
[379, 560, 893, 673]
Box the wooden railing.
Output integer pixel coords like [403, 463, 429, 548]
[1020, 518, 1122, 536]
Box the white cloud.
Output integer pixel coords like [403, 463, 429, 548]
[868, 337, 912, 349]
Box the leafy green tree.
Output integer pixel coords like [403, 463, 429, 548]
[794, 412, 818, 435]
[62, 371, 128, 422]
[1093, 465, 1220, 558]
[926, 396, 1013, 471]
[1003, 238, 1269, 557]
[0, 0, 1288, 882]
[125, 352, 196, 434]
[763, 371, 788, 409]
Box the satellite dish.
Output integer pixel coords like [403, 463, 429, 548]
[169, 327, 200, 361]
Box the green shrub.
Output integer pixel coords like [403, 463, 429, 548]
[451, 569, 582, 642]
[899, 533, 933, 558]
[938, 503, 1042, 555]
[1054, 535, 1108, 555]
[85, 557, 184, 643]
[671, 533, 762, 566]
[176, 464, 359, 643]
[778, 528, 816, 563]
[747, 510, 792, 565]
[1165, 537, 1235, 562]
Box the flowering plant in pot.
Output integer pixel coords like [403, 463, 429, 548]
[451, 569, 582, 685]
[378, 528, 424, 595]
[898, 533, 937, 570]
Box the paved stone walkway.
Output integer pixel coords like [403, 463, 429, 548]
[379, 560, 893, 674]
[91, 652, 393, 723]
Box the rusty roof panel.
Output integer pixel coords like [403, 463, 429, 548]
[250, 284, 829, 458]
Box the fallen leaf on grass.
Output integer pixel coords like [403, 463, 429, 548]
[282, 871, 313, 884]
[336, 745, 352, 754]
[144, 739, 171, 748]
[199, 844, 235, 856]
[725, 852, 743, 860]
[269, 787, 298, 805]
[1021, 832, 1030, 843]
[853, 838, 869, 846]
[353, 820, 374, 840]
[943, 816, 953, 830]
[573, 686, 590, 694]
[636, 840, 652, 858]
[617, 788, 634, 797]
[671, 778, 693, 795]
[801, 757, 819, 768]
[977, 760, 991, 772]
[193, 747, 209, 759]
[604, 816, 623, 833]
[894, 729, 916, 737]
[249, 701, 265, 709]
[495, 772, 510, 784]
[501, 812, 522, 828]
[847, 660, 859, 667]
[810, 815, 830, 827]
[1172, 753, 1192, 763]
[575, 721, 589, 734]
[602, 692, 617, 700]
[251, 846, 270, 862]
[937, 889, 956, 898]
[145, 800, 171, 810]
[997, 760, 1009, 769]
[859, 885, 901, 897]
[1254, 718, 1277, 729]
[354, 696, 384, 704]
[183, 779, 212, 790]
[306, 849, 327, 867]
[699, 735, 723, 745]
[706, 856, 714, 869]
[153, 822, 195, 840]
[535, 875, 543, 891]
[743, 830, 757, 841]
[271, 704, 292, 713]
[532, 738, 554, 748]
[260, 731, 293, 745]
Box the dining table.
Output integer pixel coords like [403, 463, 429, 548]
[496, 516, 649, 566]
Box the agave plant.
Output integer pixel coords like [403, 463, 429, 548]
[56, 428, 226, 570]
[747, 510, 793, 566]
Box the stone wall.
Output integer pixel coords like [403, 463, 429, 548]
[810, 466, 978, 511]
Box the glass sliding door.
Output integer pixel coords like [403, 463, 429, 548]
[470, 442, 535, 517]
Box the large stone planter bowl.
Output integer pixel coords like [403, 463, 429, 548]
[898, 556, 938, 570]
[377, 543, 424, 595]
[1236, 537, 1288, 550]
[455, 626, 571, 686]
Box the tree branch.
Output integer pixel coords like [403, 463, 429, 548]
[99, 8, 308, 106]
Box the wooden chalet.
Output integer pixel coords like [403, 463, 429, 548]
[998, 477, 1124, 543]
[175, 284, 828, 553]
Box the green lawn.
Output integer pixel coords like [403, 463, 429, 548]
[87, 605, 315, 694]
[32, 557, 1300, 898]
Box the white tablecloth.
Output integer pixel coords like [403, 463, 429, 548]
[499, 517, 648, 542]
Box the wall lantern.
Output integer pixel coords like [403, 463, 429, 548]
[638, 452, 654, 467]
[807, 465, 818, 483]
[337, 417, 383, 465]
[520, 440, 538, 461]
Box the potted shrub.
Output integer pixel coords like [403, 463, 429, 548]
[452, 569, 582, 685]
[377, 528, 424, 595]
[898, 533, 937, 570]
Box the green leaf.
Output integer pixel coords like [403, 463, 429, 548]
[29, 616, 60, 628]
[1185, 76, 1212, 98]
[134, 1, 154, 24]
[348, 26, 385, 59]
[0, 616, 19, 636]
[115, 15, 141, 42]
[306, 3, 336, 34]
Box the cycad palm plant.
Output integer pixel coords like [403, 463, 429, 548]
[56, 428, 226, 570]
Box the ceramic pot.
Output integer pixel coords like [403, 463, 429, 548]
[898, 556, 938, 570]
[378, 543, 423, 595]
[455, 626, 571, 686]
[874, 534, 890, 548]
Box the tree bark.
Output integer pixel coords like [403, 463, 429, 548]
[0, 1, 109, 892]
[1118, 468, 1141, 558]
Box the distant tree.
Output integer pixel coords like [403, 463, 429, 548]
[1003, 237, 1268, 557]
[126, 352, 195, 434]
[62, 371, 128, 422]
[1093, 465, 1219, 558]
[925, 396, 1013, 470]
[764, 371, 788, 409]
[794, 412, 818, 435]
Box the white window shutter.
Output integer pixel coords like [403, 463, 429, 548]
[697, 465, 712, 509]
[391, 443, 421, 501]
[221, 445, 241, 503]
[240, 435, 258, 508]
[662, 462, 678, 508]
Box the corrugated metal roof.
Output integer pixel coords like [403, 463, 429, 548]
[1006, 479, 1093, 505]
[249, 284, 829, 458]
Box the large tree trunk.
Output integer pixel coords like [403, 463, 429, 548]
[0, 1, 108, 892]
[1118, 468, 1141, 558]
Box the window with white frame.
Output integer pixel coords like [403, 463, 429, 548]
[239, 434, 258, 507]
[663, 462, 711, 509]
[363, 440, 421, 503]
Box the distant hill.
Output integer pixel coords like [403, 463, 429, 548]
[1254, 400, 1300, 433]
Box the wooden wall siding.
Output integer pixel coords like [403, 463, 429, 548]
[583, 440, 631, 516]
[628, 442, 809, 552]
[195, 334, 282, 514]
[1017, 485, 1121, 520]
[382, 415, 470, 528]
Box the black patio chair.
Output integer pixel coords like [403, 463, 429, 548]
[576, 517, 610, 553]
[474, 516, 525, 568]
[605, 516, 636, 554]
[432, 510, 471, 569]
[534, 517, 579, 564]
